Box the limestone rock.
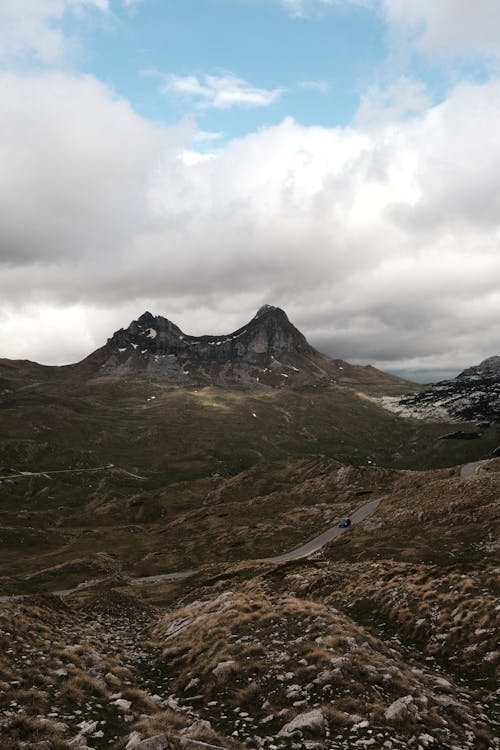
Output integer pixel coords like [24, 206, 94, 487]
[278, 708, 326, 736]
[212, 660, 236, 677]
[384, 695, 417, 722]
[134, 735, 171, 750]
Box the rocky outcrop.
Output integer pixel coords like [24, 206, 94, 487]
[382, 354, 500, 423]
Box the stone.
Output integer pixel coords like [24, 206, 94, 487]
[212, 660, 236, 677]
[183, 719, 212, 735]
[135, 735, 171, 750]
[329, 656, 351, 671]
[77, 721, 98, 735]
[433, 677, 453, 690]
[125, 733, 142, 750]
[278, 709, 326, 737]
[313, 669, 336, 686]
[385, 695, 417, 722]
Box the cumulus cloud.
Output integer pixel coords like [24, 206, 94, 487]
[2, 68, 500, 377]
[0, 0, 141, 64]
[162, 73, 285, 110]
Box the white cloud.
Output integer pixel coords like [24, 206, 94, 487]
[355, 77, 430, 126]
[0, 0, 140, 64]
[2, 71, 500, 376]
[162, 73, 285, 110]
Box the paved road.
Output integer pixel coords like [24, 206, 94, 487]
[267, 497, 382, 563]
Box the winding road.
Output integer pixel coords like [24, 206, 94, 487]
[0, 459, 488, 604]
[266, 497, 381, 563]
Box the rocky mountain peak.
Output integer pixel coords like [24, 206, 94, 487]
[106, 306, 313, 361]
[93, 305, 327, 386]
[254, 303, 282, 319]
[87, 306, 407, 391]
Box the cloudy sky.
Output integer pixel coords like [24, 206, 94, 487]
[1, 0, 500, 381]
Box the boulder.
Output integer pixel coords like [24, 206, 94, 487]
[125, 733, 142, 750]
[182, 719, 212, 736]
[135, 736, 171, 750]
[113, 698, 132, 712]
[278, 708, 326, 737]
[384, 695, 417, 722]
[212, 660, 236, 677]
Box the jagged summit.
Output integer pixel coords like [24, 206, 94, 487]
[254, 303, 279, 319]
[105, 305, 314, 365]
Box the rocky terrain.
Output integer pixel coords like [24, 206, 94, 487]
[1, 459, 499, 750]
[382, 356, 500, 425]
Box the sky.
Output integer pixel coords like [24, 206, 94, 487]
[1, 1, 500, 381]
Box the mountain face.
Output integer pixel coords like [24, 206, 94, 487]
[107, 305, 314, 361]
[383, 355, 500, 423]
[79, 305, 409, 391]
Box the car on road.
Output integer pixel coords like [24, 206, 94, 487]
[338, 518, 351, 528]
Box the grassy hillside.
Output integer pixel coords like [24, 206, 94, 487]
[1, 375, 498, 593]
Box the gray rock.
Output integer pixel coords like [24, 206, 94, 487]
[125, 732, 142, 750]
[278, 708, 326, 737]
[212, 660, 236, 677]
[384, 695, 417, 722]
[184, 677, 200, 691]
[113, 698, 132, 712]
[313, 669, 336, 686]
[135, 736, 171, 750]
[329, 656, 351, 671]
[182, 719, 212, 736]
